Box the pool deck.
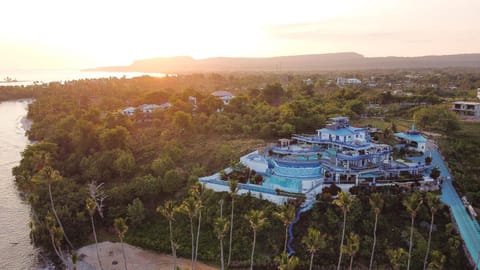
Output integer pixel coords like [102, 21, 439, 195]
[425, 143, 480, 267]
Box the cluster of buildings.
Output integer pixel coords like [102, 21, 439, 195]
[121, 90, 236, 116]
[336, 77, 362, 85]
[122, 103, 173, 116]
[200, 117, 431, 205]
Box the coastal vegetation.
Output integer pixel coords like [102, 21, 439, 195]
[4, 70, 479, 268]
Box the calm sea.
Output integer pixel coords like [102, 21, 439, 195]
[0, 69, 166, 86]
[0, 100, 45, 269]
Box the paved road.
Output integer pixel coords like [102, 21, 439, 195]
[426, 141, 480, 267]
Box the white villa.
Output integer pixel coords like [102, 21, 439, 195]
[452, 101, 480, 118]
[336, 77, 362, 85]
[200, 117, 432, 205]
[122, 107, 136, 116]
[122, 102, 172, 116]
[212, 90, 235, 105]
[394, 125, 427, 152]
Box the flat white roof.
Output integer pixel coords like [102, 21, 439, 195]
[453, 101, 480, 105]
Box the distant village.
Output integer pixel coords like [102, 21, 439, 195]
[122, 74, 480, 120]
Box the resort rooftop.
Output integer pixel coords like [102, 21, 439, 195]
[394, 132, 427, 143]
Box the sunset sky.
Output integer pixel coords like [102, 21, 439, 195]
[1, 0, 479, 69]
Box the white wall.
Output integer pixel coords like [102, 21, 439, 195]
[417, 142, 426, 152]
[239, 151, 268, 174]
[203, 182, 291, 205]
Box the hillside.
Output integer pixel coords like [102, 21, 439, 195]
[88, 52, 480, 73]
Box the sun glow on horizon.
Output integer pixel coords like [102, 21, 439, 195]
[1, 0, 479, 69]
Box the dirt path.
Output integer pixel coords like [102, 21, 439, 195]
[76, 241, 218, 270]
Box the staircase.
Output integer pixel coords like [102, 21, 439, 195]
[286, 196, 315, 256]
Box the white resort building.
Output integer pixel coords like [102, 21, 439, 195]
[211, 90, 235, 105]
[336, 77, 362, 85]
[452, 101, 480, 118]
[122, 102, 172, 116]
[394, 125, 427, 153]
[200, 117, 432, 205]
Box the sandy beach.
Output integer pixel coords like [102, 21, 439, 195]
[76, 241, 218, 270]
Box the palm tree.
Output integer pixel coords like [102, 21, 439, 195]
[369, 192, 384, 270]
[114, 217, 129, 270]
[72, 252, 78, 270]
[157, 200, 178, 270]
[190, 183, 208, 268]
[32, 165, 74, 249]
[333, 191, 353, 270]
[274, 252, 299, 270]
[301, 227, 327, 270]
[86, 197, 104, 270]
[45, 212, 70, 268]
[245, 209, 267, 270]
[274, 203, 296, 253]
[423, 193, 443, 270]
[428, 250, 446, 270]
[227, 179, 239, 267]
[86, 182, 106, 270]
[178, 196, 197, 270]
[402, 192, 423, 270]
[341, 233, 360, 270]
[214, 217, 230, 270]
[387, 248, 408, 270]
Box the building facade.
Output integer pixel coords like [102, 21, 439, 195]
[452, 101, 480, 117]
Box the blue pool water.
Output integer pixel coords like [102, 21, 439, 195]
[263, 175, 302, 193]
[296, 156, 318, 161]
[274, 159, 320, 167]
[274, 166, 322, 178]
[272, 160, 322, 178]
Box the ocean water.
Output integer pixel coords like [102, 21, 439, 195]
[0, 69, 166, 269]
[0, 100, 44, 269]
[0, 69, 165, 86]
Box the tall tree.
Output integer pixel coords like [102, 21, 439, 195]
[32, 164, 74, 249]
[157, 200, 178, 270]
[227, 179, 239, 267]
[86, 182, 106, 270]
[245, 209, 267, 270]
[341, 233, 360, 270]
[45, 212, 70, 268]
[301, 227, 327, 270]
[178, 196, 197, 270]
[423, 193, 443, 270]
[214, 217, 229, 270]
[114, 218, 129, 270]
[402, 192, 423, 270]
[333, 191, 353, 270]
[274, 203, 296, 253]
[190, 183, 209, 268]
[86, 197, 103, 270]
[369, 192, 384, 270]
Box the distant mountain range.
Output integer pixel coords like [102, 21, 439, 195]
[88, 52, 480, 73]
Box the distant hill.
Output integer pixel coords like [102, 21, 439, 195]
[88, 52, 480, 73]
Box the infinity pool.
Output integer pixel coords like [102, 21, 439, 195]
[263, 175, 303, 193]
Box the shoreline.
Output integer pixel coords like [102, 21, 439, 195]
[21, 116, 32, 132]
[76, 241, 218, 270]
